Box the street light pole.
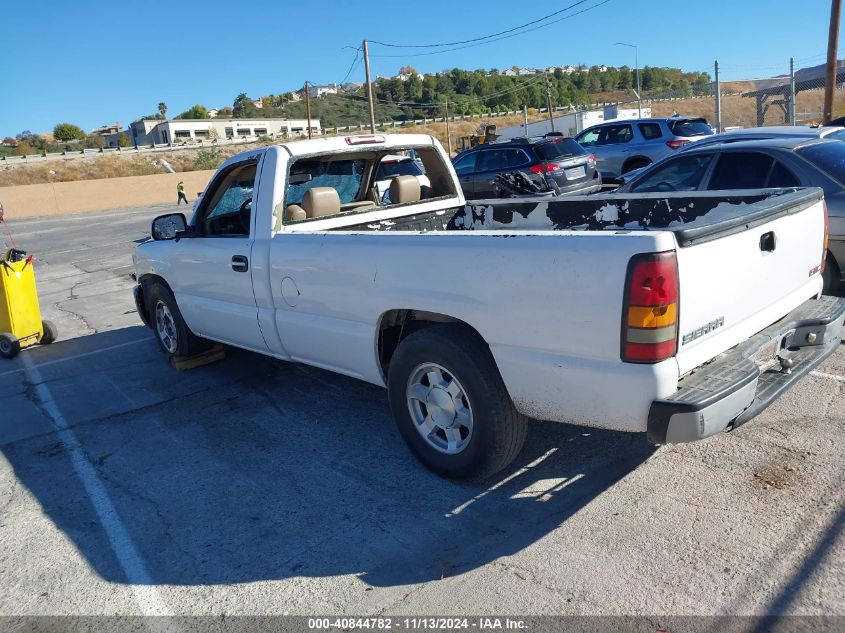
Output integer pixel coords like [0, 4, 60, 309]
[616, 42, 642, 119]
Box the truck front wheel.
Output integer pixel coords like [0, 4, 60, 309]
[387, 324, 526, 480]
[146, 283, 207, 358]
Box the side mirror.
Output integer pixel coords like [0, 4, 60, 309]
[151, 213, 188, 240]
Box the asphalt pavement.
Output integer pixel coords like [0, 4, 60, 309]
[0, 203, 843, 619]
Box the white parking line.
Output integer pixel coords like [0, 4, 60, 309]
[20, 354, 172, 616]
[0, 338, 149, 378]
[811, 370, 845, 383]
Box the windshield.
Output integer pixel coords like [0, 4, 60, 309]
[669, 119, 714, 138]
[287, 159, 366, 204]
[535, 138, 586, 160]
[796, 142, 845, 185]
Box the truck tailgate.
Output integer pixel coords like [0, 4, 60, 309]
[673, 189, 825, 375]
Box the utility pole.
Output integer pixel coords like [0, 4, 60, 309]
[523, 104, 529, 134]
[789, 57, 796, 125]
[445, 99, 453, 155]
[544, 74, 555, 132]
[824, 0, 842, 123]
[616, 42, 641, 119]
[362, 39, 377, 133]
[304, 81, 313, 140]
[714, 60, 722, 132]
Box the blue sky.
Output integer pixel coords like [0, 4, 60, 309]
[0, 0, 840, 137]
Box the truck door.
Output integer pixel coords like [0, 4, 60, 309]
[167, 157, 269, 352]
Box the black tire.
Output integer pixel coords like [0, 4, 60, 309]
[145, 282, 208, 358]
[822, 252, 841, 295]
[387, 324, 527, 480]
[40, 320, 58, 345]
[0, 333, 20, 359]
[622, 158, 651, 174]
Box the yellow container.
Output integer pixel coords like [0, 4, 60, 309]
[0, 256, 53, 358]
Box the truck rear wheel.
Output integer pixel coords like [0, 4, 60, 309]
[146, 283, 207, 358]
[387, 324, 526, 480]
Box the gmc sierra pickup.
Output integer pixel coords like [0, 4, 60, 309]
[133, 133, 844, 479]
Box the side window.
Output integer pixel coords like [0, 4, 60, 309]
[708, 152, 773, 190]
[477, 149, 511, 172]
[506, 149, 530, 167]
[631, 154, 713, 193]
[453, 152, 478, 176]
[767, 161, 800, 188]
[576, 128, 600, 147]
[598, 124, 633, 145]
[197, 162, 257, 236]
[638, 123, 663, 140]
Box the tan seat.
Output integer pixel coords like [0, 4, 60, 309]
[301, 187, 340, 218]
[285, 205, 306, 222]
[389, 175, 421, 204]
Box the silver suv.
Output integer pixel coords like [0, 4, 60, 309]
[574, 117, 713, 182]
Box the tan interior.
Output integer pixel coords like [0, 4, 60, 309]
[389, 175, 421, 204]
[301, 187, 340, 218]
[285, 204, 306, 222]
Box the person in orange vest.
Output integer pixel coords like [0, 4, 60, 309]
[177, 181, 188, 205]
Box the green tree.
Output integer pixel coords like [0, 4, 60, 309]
[53, 123, 86, 142]
[118, 132, 132, 147]
[175, 104, 210, 119]
[15, 141, 35, 156]
[158, 102, 168, 118]
[233, 93, 259, 118]
[85, 133, 105, 149]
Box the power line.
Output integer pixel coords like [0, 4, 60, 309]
[369, 0, 612, 58]
[339, 47, 362, 86]
[369, 0, 590, 49]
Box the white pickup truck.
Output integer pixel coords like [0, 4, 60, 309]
[133, 133, 844, 479]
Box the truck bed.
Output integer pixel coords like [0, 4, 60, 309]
[338, 188, 822, 249]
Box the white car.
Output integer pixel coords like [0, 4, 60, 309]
[133, 133, 844, 479]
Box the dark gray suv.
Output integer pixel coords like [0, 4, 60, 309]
[574, 116, 713, 182]
[452, 135, 601, 200]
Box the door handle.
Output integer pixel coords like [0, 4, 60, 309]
[231, 255, 249, 272]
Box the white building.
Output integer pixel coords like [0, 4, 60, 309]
[129, 117, 321, 146]
[307, 83, 338, 98]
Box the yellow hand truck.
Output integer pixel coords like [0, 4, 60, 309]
[0, 202, 57, 359]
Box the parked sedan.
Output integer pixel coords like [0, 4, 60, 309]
[615, 137, 845, 293]
[574, 116, 713, 182]
[685, 125, 845, 150]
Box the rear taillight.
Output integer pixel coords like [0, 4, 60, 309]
[822, 201, 829, 273]
[622, 252, 679, 363]
[528, 162, 559, 174]
[666, 139, 689, 150]
[587, 153, 596, 168]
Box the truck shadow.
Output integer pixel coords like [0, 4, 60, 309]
[3, 326, 656, 588]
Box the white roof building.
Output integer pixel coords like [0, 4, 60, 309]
[129, 117, 321, 146]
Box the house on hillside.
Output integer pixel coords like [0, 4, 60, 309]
[207, 109, 219, 119]
[307, 83, 338, 98]
[91, 123, 123, 136]
[396, 71, 424, 82]
[342, 82, 364, 92]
